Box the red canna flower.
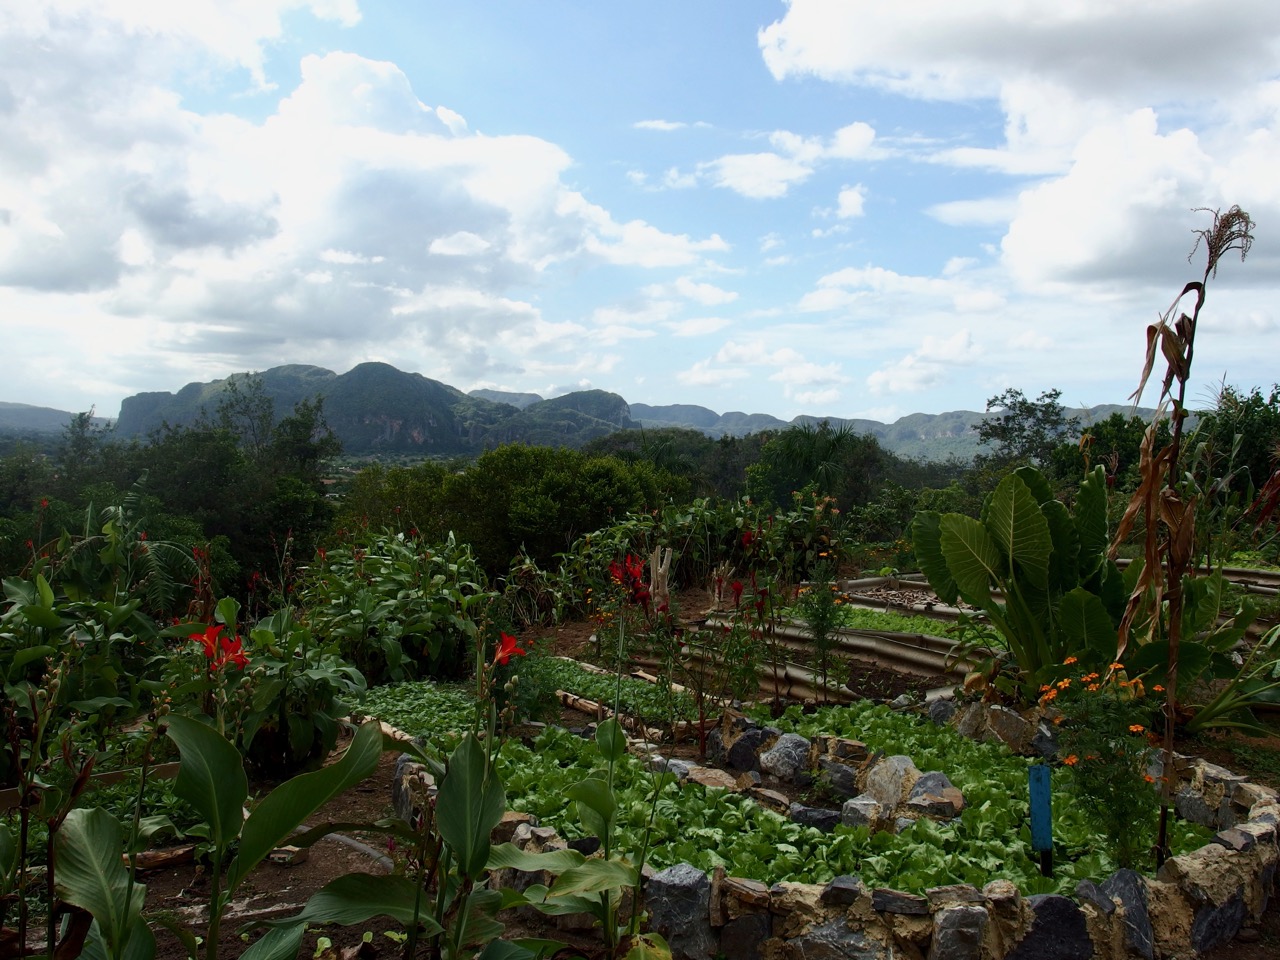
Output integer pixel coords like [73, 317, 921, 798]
[731, 580, 744, 608]
[191, 625, 223, 659]
[215, 634, 249, 671]
[39, 498, 49, 510]
[494, 631, 530, 666]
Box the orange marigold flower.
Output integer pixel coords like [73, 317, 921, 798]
[1063, 755, 1079, 766]
[1039, 684, 1052, 693]
[1063, 656, 1079, 665]
[1129, 724, 1145, 733]
[1153, 684, 1165, 693]
[1086, 683, 1100, 692]
[1144, 775, 1155, 783]
[1109, 661, 1125, 670]
[1056, 678, 1071, 690]
[1039, 688, 1059, 703]
[1081, 673, 1099, 682]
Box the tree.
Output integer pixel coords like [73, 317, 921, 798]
[978, 388, 1080, 467]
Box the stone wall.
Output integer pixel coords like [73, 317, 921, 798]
[389, 703, 1279, 959]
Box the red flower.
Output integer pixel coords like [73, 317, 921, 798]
[742, 529, 755, 549]
[609, 554, 651, 613]
[731, 580, 744, 608]
[39, 498, 49, 510]
[317, 547, 327, 562]
[495, 631, 530, 666]
[191, 625, 223, 659]
[215, 634, 249, 671]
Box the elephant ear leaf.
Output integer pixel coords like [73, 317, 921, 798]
[986, 473, 1051, 590]
[1076, 466, 1110, 576]
[1058, 587, 1118, 661]
[939, 515, 1001, 605]
[912, 512, 958, 606]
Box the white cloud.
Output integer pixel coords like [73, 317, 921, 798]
[667, 316, 731, 337]
[927, 197, 1018, 227]
[644, 277, 738, 305]
[699, 122, 880, 199]
[429, 231, 491, 256]
[634, 119, 686, 131]
[700, 152, 813, 199]
[867, 330, 979, 396]
[836, 184, 867, 219]
[759, 1, 1280, 103]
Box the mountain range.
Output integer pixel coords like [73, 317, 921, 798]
[1, 362, 1145, 462]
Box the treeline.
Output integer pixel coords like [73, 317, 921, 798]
[2, 381, 1277, 604]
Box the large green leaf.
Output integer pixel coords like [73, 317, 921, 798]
[229, 719, 383, 891]
[547, 858, 637, 898]
[1040, 499, 1078, 595]
[1075, 465, 1109, 575]
[55, 807, 148, 960]
[565, 773, 616, 843]
[1012, 466, 1054, 505]
[436, 733, 506, 877]
[1057, 588, 1118, 660]
[986, 473, 1051, 590]
[164, 714, 247, 857]
[624, 932, 673, 960]
[265, 873, 440, 932]
[595, 718, 626, 763]
[911, 512, 958, 606]
[487, 843, 586, 874]
[239, 924, 307, 960]
[939, 515, 1001, 604]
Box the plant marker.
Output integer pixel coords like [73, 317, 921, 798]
[1029, 763, 1053, 877]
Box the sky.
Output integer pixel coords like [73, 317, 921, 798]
[2, 1, 1279, 424]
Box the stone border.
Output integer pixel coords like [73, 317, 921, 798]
[388, 700, 1279, 959]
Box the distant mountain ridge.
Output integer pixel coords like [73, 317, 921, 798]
[5, 363, 1151, 461]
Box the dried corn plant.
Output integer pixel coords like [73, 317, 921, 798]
[1109, 205, 1255, 864]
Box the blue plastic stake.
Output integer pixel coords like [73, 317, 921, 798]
[1029, 763, 1053, 877]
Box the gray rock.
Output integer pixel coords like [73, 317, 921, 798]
[925, 884, 984, 907]
[567, 836, 601, 856]
[888, 693, 914, 710]
[1006, 894, 1092, 960]
[650, 756, 692, 781]
[759, 733, 812, 783]
[892, 816, 915, 834]
[790, 803, 841, 833]
[929, 905, 988, 960]
[1073, 879, 1115, 916]
[906, 794, 961, 819]
[727, 727, 770, 771]
[821, 875, 865, 906]
[785, 919, 889, 960]
[1191, 893, 1247, 954]
[1102, 868, 1152, 960]
[646, 864, 716, 960]
[909, 771, 955, 799]
[865, 755, 920, 808]
[817, 756, 860, 797]
[841, 795, 882, 829]
[871, 888, 929, 915]
[1031, 720, 1060, 759]
[1174, 787, 1217, 828]
[705, 728, 725, 766]
[1212, 828, 1257, 852]
[830, 737, 870, 761]
[928, 697, 957, 725]
[985, 704, 1034, 750]
[719, 913, 770, 960]
[954, 702, 986, 739]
